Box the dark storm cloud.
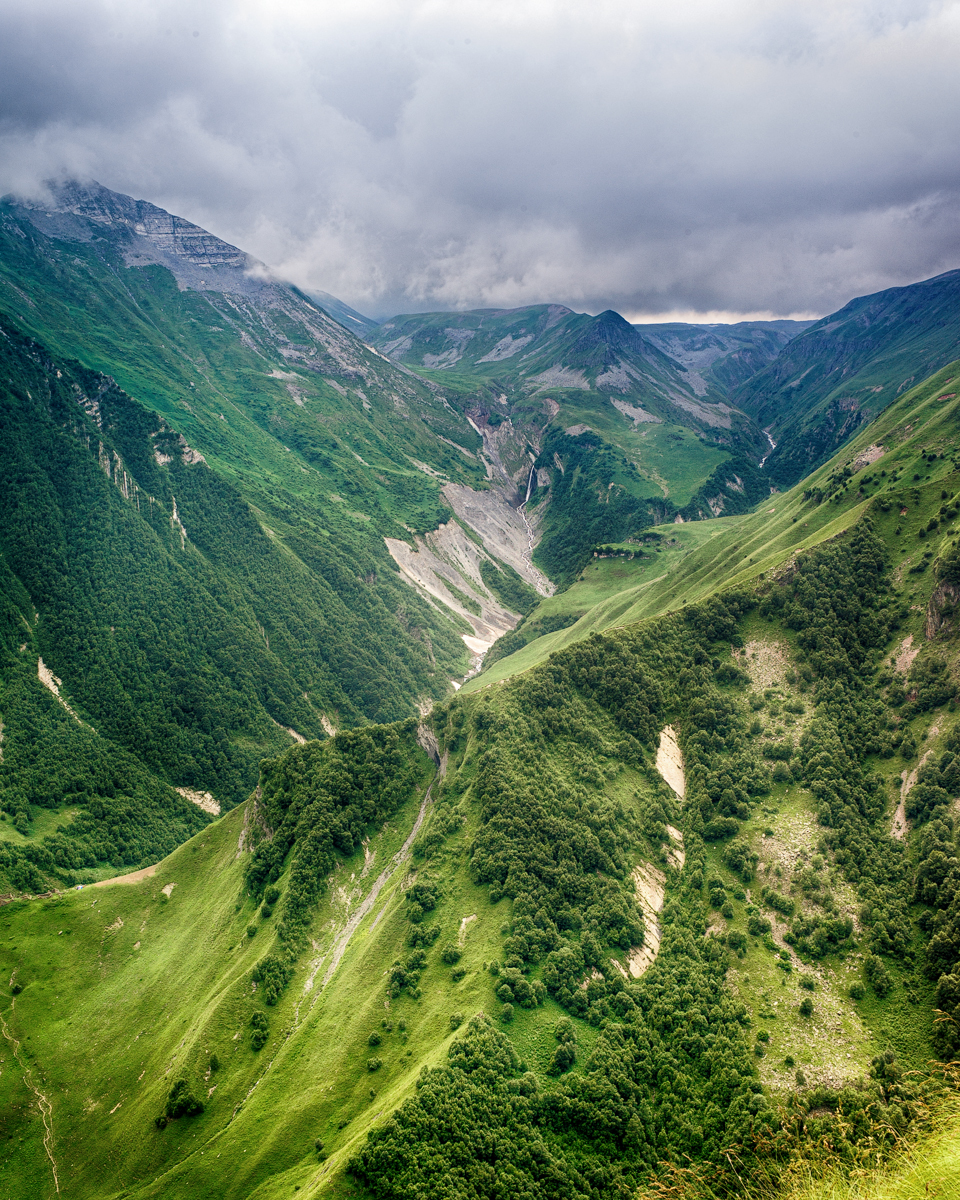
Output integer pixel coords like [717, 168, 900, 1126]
[1, 0, 959, 319]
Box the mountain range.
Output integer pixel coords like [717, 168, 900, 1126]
[0, 180, 960, 1200]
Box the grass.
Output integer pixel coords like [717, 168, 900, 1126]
[470, 361, 960, 692]
[3, 345, 960, 1196]
[760, 1095, 960, 1200]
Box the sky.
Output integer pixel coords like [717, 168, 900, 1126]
[1, 0, 959, 322]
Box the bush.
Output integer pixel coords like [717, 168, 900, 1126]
[440, 945, 462, 965]
[799, 976, 816, 992]
[548, 1040, 577, 1075]
[865, 954, 893, 998]
[747, 912, 772, 936]
[367, 1057, 382, 1072]
[165, 1078, 204, 1119]
[449, 1011, 464, 1031]
[724, 840, 759, 881]
[849, 981, 865, 1000]
[500, 1003, 514, 1023]
[368, 1032, 382, 1046]
[246, 924, 257, 938]
[251, 1011, 269, 1051]
[704, 817, 739, 841]
[799, 997, 814, 1018]
[252, 955, 292, 1005]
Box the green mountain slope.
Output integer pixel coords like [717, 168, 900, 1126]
[0, 181, 556, 694]
[472, 358, 960, 688]
[0, 315, 486, 890]
[368, 306, 798, 579]
[2, 360, 960, 1198]
[732, 269, 960, 487]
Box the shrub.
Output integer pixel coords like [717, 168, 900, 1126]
[548, 1041, 577, 1075]
[165, 1078, 204, 1119]
[799, 976, 816, 992]
[724, 840, 759, 881]
[440, 945, 462, 965]
[251, 1011, 269, 1051]
[799, 997, 814, 1017]
[252, 956, 292, 1005]
[449, 1011, 464, 1031]
[849, 981, 865, 1000]
[865, 954, 893, 998]
[246, 925, 257, 938]
[367, 1057, 382, 1072]
[704, 817, 739, 841]
[747, 912, 772, 936]
[762, 887, 795, 918]
[500, 1003, 514, 1023]
[368, 1032, 382, 1046]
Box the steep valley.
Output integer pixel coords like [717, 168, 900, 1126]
[2, 181, 960, 1200]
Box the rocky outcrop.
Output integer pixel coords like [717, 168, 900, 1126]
[926, 580, 960, 639]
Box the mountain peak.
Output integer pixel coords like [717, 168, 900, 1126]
[12, 178, 266, 294]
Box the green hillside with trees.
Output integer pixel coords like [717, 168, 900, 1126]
[1, 354, 960, 1197]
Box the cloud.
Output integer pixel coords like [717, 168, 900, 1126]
[1, 0, 959, 318]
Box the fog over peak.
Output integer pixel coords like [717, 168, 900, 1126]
[1, 0, 959, 320]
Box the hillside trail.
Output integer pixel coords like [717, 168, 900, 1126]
[0, 1000, 60, 1194]
[296, 734, 448, 1019]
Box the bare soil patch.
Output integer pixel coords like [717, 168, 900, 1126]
[894, 634, 920, 675]
[734, 639, 790, 691]
[655, 726, 685, 798]
[91, 864, 160, 888]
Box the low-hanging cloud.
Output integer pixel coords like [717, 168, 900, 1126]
[1, 0, 959, 319]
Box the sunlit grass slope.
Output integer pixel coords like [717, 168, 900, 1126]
[470, 360, 960, 689]
[3, 359, 960, 1200]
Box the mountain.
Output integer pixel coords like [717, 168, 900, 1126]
[368, 306, 804, 580]
[633, 318, 814, 401]
[2, 346, 960, 1197]
[0, 181, 569, 692]
[732, 268, 960, 487]
[4, 179, 960, 1200]
[369, 303, 770, 442]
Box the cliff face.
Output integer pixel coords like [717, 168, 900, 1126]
[18, 179, 257, 288]
[926, 579, 960, 639]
